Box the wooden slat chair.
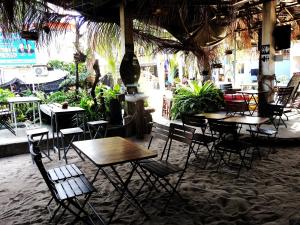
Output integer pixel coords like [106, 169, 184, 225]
[283, 73, 300, 118]
[134, 122, 170, 196]
[60, 127, 85, 164]
[29, 141, 104, 225]
[283, 81, 300, 120]
[268, 86, 294, 128]
[0, 102, 14, 135]
[138, 123, 195, 212]
[209, 120, 252, 177]
[26, 128, 51, 161]
[246, 126, 278, 156]
[181, 114, 216, 168]
[87, 120, 108, 139]
[47, 164, 84, 182]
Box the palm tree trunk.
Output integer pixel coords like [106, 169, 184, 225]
[91, 60, 101, 107]
[75, 62, 79, 95]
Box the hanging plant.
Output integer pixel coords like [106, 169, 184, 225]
[74, 51, 87, 63]
[225, 49, 233, 55]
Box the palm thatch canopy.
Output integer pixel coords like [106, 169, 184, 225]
[1, 0, 300, 69]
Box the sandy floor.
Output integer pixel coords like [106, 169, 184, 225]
[0, 136, 299, 225]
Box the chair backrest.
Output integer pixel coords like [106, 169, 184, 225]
[208, 120, 239, 141]
[275, 86, 294, 106]
[29, 141, 58, 202]
[161, 123, 195, 163]
[148, 122, 170, 149]
[287, 73, 300, 102]
[220, 83, 233, 91]
[181, 114, 207, 134]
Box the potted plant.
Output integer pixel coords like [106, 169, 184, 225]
[97, 84, 123, 125]
[171, 81, 224, 119]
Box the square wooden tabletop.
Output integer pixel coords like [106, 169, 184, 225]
[194, 112, 230, 120]
[223, 116, 269, 125]
[72, 137, 157, 167]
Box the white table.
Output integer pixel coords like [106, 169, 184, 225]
[7, 96, 42, 135]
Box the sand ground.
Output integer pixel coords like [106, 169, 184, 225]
[0, 136, 299, 225]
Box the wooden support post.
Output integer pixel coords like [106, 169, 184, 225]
[120, 0, 134, 54]
[258, 0, 276, 115]
[135, 100, 145, 139]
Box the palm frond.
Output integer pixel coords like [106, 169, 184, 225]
[87, 21, 120, 51]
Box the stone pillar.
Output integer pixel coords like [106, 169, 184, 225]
[258, 0, 276, 114]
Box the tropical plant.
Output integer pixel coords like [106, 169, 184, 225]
[0, 88, 15, 102]
[79, 92, 100, 121]
[47, 60, 90, 90]
[101, 84, 121, 113]
[171, 80, 224, 119]
[47, 91, 69, 103]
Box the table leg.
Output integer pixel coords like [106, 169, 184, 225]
[51, 111, 55, 150]
[247, 124, 261, 162]
[12, 103, 17, 135]
[55, 113, 60, 160]
[38, 102, 42, 127]
[33, 102, 36, 127]
[100, 164, 149, 224]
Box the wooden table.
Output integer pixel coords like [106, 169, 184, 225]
[72, 137, 157, 224]
[40, 103, 85, 159]
[223, 116, 269, 125]
[194, 112, 231, 120]
[236, 90, 268, 115]
[7, 96, 42, 135]
[223, 116, 270, 159]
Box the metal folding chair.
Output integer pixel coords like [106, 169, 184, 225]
[29, 141, 104, 225]
[246, 127, 278, 156]
[87, 120, 108, 139]
[59, 127, 85, 164]
[181, 114, 216, 168]
[26, 128, 51, 161]
[209, 120, 252, 177]
[0, 102, 15, 135]
[134, 122, 170, 196]
[138, 123, 195, 212]
[268, 86, 294, 128]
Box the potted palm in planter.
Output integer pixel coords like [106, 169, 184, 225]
[171, 81, 224, 119]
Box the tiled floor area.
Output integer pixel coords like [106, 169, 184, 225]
[0, 110, 299, 157]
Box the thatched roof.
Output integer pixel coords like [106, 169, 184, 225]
[1, 0, 300, 64]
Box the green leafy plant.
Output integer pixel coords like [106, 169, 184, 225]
[0, 88, 15, 102]
[47, 60, 90, 89]
[79, 92, 100, 121]
[47, 91, 68, 103]
[102, 84, 121, 112]
[171, 80, 224, 119]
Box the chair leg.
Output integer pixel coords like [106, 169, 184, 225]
[49, 203, 62, 223]
[46, 133, 50, 157]
[237, 151, 245, 177]
[88, 124, 93, 139]
[217, 150, 224, 172]
[161, 171, 185, 213]
[63, 134, 85, 163]
[60, 133, 68, 164]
